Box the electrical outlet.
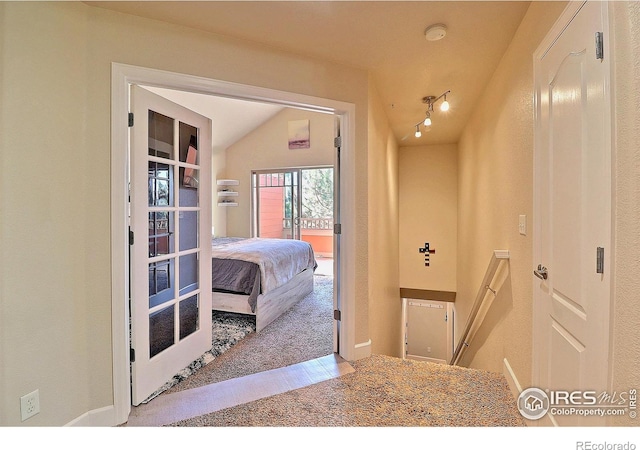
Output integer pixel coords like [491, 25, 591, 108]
[20, 389, 40, 421]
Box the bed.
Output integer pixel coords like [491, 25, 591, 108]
[211, 237, 317, 332]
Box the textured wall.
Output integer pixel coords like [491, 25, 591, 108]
[611, 1, 640, 427]
[367, 79, 400, 357]
[456, 1, 567, 385]
[399, 144, 458, 293]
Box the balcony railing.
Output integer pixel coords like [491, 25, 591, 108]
[282, 217, 333, 230]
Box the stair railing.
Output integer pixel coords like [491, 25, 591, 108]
[450, 250, 510, 366]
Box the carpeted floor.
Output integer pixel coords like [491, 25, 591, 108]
[169, 354, 525, 427]
[140, 274, 524, 427]
[160, 274, 334, 396]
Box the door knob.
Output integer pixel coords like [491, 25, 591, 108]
[534, 264, 548, 280]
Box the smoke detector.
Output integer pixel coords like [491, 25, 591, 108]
[425, 24, 447, 41]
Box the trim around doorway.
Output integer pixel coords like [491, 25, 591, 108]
[111, 63, 358, 425]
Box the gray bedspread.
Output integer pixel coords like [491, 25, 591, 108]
[211, 237, 316, 312]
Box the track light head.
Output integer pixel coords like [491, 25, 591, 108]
[440, 94, 450, 111]
[415, 125, 422, 138]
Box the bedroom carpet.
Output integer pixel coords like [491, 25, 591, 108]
[149, 274, 334, 400]
[142, 310, 257, 403]
[168, 354, 525, 427]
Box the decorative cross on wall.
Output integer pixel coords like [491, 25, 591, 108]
[418, 242, 436, 266]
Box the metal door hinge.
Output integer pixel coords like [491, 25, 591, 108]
[333, 309, 341, 321]
[595, 32, 604, 60]
[129, 229, 134, 245]
[334, 136, 342, 148]
[334, 223, 342, 235]
[128, 112, 134, 127]
[130, 348, 135, 362]
[596, 247, 605, 274]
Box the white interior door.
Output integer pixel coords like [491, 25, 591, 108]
[533, 1, 611, 426]
[130, 85, 212, 405]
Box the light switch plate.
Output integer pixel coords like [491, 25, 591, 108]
[519, 215, 527, 235]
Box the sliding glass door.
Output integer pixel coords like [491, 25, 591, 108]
[252, 167, 334, 259]
[252, 170, 301, 240]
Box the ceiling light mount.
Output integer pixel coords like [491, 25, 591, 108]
[425, 24, 447, 41]
[422, 95, 436, 105]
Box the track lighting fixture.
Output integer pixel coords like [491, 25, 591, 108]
[411, 90, 451, 138]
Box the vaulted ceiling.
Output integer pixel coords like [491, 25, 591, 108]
[88, 1, 531, 146]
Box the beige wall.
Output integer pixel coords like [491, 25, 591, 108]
[611, 1, 640, 427]
[0, 2, 97, 426]
[224, 108, 335, 238]
[456, 1, 567, 384]
[0, 1, 371, 426]
[212, 148, 228, 238]
[399, 144, 457, 292]
[367, 79, 400, 357]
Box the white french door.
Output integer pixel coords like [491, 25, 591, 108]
[533, 1, 612, 426]
[129, 86, 212, 405]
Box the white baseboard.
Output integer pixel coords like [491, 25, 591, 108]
[502, 357, 523, 399]
[65, 405, 117, 427]
[503, 358, 556, 427]
[353, 339, 372, 360]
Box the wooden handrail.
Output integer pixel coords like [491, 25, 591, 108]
[450, 250, 510, 366]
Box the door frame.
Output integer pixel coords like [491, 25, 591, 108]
[532, 0, 615, 425]
[111, 63, 357, 424]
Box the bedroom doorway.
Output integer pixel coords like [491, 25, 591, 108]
[112, 63, 358, 424]
[252, 167, 334, 275]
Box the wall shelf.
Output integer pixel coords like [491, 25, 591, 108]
[217, 179, 239, 207]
